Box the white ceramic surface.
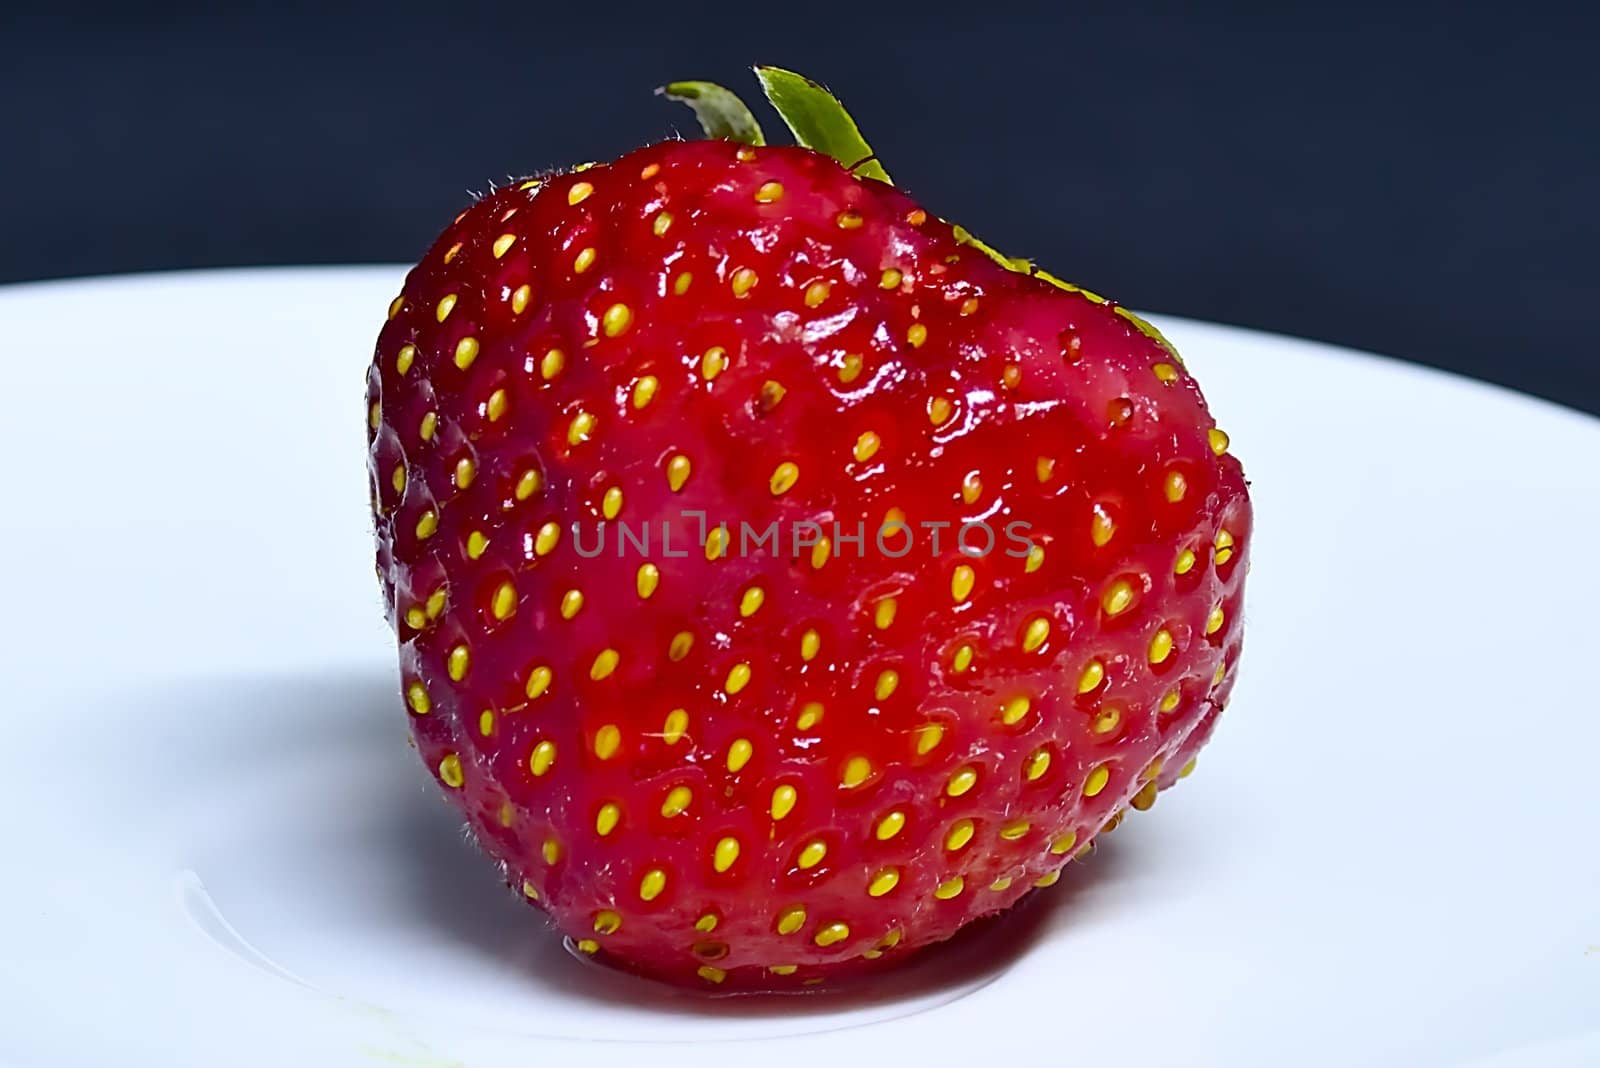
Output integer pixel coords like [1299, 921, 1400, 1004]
[1, 268, 1596, 1068]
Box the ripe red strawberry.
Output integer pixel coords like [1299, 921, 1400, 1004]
[366, 69, 1250, 990]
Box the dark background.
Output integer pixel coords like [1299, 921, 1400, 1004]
[4, 4, 1597, 414]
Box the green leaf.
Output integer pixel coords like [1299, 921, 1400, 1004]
[753, 66, 891, 183]
[658, 81, 766, 145]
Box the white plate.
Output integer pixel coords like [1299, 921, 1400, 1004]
[1, 268, 1596, 1068]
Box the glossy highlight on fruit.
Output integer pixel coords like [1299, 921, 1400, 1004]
[366, 67, 1251, 990]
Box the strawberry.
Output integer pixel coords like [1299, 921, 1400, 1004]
[366, 68, 1250, 990]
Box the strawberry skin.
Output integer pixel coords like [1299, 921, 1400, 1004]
[367, 138, 1250, 989]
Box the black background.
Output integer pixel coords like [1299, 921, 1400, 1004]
[4, 4, 1597, 414]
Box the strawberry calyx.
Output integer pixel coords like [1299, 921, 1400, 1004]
[657, 81, 767, 146]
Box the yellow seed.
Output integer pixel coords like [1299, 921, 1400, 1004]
[1103, 579, 1135, 616]
[769, 964, 797, 976]
[841, 756, 872, 788]
[945, 564, 977, 605]
[740, 586, 765, 617]
[796, 702, 824, 730]
[1175, 548, 1197, 575]
[962, 471, 983, 503]
[521, 879, 539, 899]
[568, 181, 593, 205]
[814, 922, 850, 947]
[797, 840, 827, 869]
[1002, 362, 1022, 389]
[661, 785, 692, 818]
[1034, 869, 1062, 888]
[435, 293, 457, 322]
[810, 536, 831, 570]
[535, 521, 560, 556]
[530, 740, 557, 777]
[1084, 765, 1111, 796]
[525, 665, 552, 699]
[1092, 705, 1123, 734]
[667, 630, 695, 661]
[540, 347, 565, 380]
[934, 876, 965, 900]
[803, 280, 831, 308]
[512, 468, 541, 501]
[1214, 661, 1228, 685]
[602, 303, 633, 337]
[560, 589, 584, 620]
[662, 708, 689, 744]
[700, 345, 728, 380]
[952, 644, 975, 673]
[652, 210, 673, 236]
[640, 163, 661, 179]
[631, 375, 659, 409]
[945, 819, 975, 851]
[868, 868, 900, 897]
[731, 267, 758, 297]
[419, 411, 438, 440]
[391, 465, 407, 494]
[874, 669, 899, 701]
[695, 912, 719, 933]
[1179, 758, 1198, 779]
[727, 738, 754, 772]
[1001, 695, 1031, 725]
[478, 710, 494, 736]
[447, 645, 470, 682]
[838, 353, 864, 383]
[776, 905, 807, 935]
[602, 486, 623, 520]
[673, 272, 692, 294]
[1078, 659, 1105, 693]
[593, 910, 621, 935]
[404, 606, 427, 630]
[636, 563, 660, 599]
[368, 401, 380, 430]
[590, 648, 619, 680]
[800, 628, 821, 661]
[491, 233, 515, 258]
[1050, 830, 1079, 855]
[453, 336, 480, 370]
[771, 784, 798, 820]
[593, 724, 620, 760]
[485, 389, 508, 423]
[451, 456, 477, 490]
[1160, 689, 1182, 713]
[1023, 616, 1051, 652]
[666, 453, 692, 491]
[639, 868, 667, 901]
[1153, 362, 1179, 382]
[874, 598, 897, 629]
[837, 210, 864, 229]
[575, 939, 597, 954]
[853, 431, 881, 462]
[990, 876, 1014, 892]
[880, 268, 902, 289]
[1036, 456, 1056, 482]
[511, 284, 532, 315]
[1026, 748, 1052, 781]
[929, 396, 953, 425]
[999, 819, 1030, 841]
[1091, 506, 1116, 547]
[907, 323, 928, 348]
[1214, 528, 1236, 565]
[914, 722, 944, 755]
[1020, 544, 1043, 573]
[1131, 781, 1159, 811]
[946, 766, 978, 797]
[1149, 628, 1175, 664]
[875, 810, 906, 840]
[755, 180, 784, 203]
[595, 803, 621, 836]
[567, 410, 595, 446]
[387, 294, 406, 320]
[414, 510, 438, 540]
[713, 837, 741, 873]
[466, 531, 488, 559]
[1208, 427, 1231, 455]
[1164, 470, 1188, 503]
[438, 753, 463, 788]
[395, 343, 416, 375]
[1207, 605, 1226, 635]
[725, 662, 751, 694]
[770, 461, 800, 495]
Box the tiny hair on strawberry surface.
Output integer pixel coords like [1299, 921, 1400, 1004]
[365, 66, 1251, 991]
